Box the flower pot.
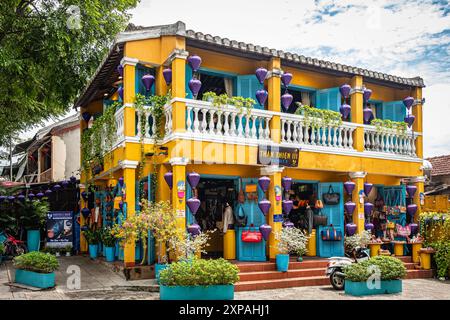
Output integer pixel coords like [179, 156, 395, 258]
[345, 280, 402, 296]
[297, 256, 303, 262]
[55, 252, 60, 257]
[27, 229, 40, 252]
[15, 269, 55, 289]
[89, 244, 98, 259]
[276, 254, 289, 272]
[105, 246, 115, 262]
[160, 284, 234, 300]
[155, 263, 169, 283]
[65, 252, 71, 257]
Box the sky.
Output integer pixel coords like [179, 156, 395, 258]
[22, 0, 450, 158]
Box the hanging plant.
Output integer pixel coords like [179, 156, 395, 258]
[201, 91, 255, 115]
[371, 119, 408, 138]
[294, 103, 342, 128]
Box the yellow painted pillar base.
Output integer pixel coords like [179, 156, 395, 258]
[223, 230, 236, 260]
[369, 243, 381, 257]
[393, 242, 405, 256]
[419, 252, 432, 270]
[306, 229, 317, 256]
[412, 243, 423, 263]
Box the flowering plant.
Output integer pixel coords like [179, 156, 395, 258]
[169, 229, 214, 260]
[275, 227, 309, 255]
[344, 230, 372, 254]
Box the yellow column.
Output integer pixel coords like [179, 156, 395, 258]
[155, 65, 168, 96]
[120, 57, 138, 137]
[170, 50, 188, 133]
[170, 157, 189, 229]
[349, 172, 366, 233]
[261, 165, 284, 260]
[411, 176, 425, 222]
[412, 87, 423, 158]
[268, 58, 281, 143]
[350, 76, 364, 152]
[122, 161, 138, 267]
[79, 186, 88, 253]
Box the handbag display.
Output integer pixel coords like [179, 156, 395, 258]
[315, 200, 324, 209]
[241, 230, 263, 243]
[396, 224, 411, 237]
[313, 210, 328, 228]
[234, 206, 247, 227]
[321, 225, 342, 241]
[322, 185, 340, 205]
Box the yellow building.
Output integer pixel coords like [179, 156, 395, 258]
[74, 21, 426, 266]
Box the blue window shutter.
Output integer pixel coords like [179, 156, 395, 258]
[315, 87, 341, 112]
[185, 64, 193, 99]
[236, 75, 261, 109]
[135, 65, 155, 96]
[382, 101, 405, 121]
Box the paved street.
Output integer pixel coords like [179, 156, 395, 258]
[0, 256, 449, 300]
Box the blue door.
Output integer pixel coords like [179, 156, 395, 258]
[317, 182, 344, 257]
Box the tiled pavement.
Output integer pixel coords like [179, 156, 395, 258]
[0, 256, 449, 300]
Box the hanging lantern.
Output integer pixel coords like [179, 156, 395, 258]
[187, 224, 201, 237]
[363, 106, 373, 124]
[53, 184, 61, 191]
[281, 176, 292, 191]
[283, 221, 294, 228]
[281, 93, 293, 112]
[118, 177, 124, 188]
[141, 74, 155, 92]
[344, 201, 356, 215]
[187, 55, 202, 72]
[70, 176, 77, 184]
[364, 202, 374, 215]
[162, 68, 172, 85]
[118, 86, 124, 100]
[61, 180, 69, 188]
[17, 194, 25, 202]
[255, 89, 268, 106]
[81, 112, 91, 123]
[281, 72, 293, 87]
[188, 79, 202, 97]
[403, 96, 414, 110]
[81, 207, 91, 219]
[8, 196, 15, 203]
[36, 192, 44, 199]
[345, 223, 357, 236]
[258, 199, 271, 216]
[340, 104, 351, 120]
[0, 195, 5, 203]
[365, 223, 374, 232]
[282, 200, 293, 215]
[187, 198, 201, 215]
[404, 114, 415, 128]
[340, 84, 351, 99]
[81, 191, 88, 201]
[255, 67, 268, 84]
[259, 224, 272, 241]
[117, 65, 124, 77]
[258, 176, 271, 192]
[164, 172, 173, 189]
[410, 223, 419, 235]
[187, 172, 201, 189]
[364, 183, 373, 196]
[363, 88, 372, 103]
[406, 185, 417, 198]
[28, 192, 35, 200]
[45, 189, 52, 196]
[344, 181, 356, 195]
[407, 204, 417, 217]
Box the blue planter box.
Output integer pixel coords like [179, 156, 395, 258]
[155, 263, 169, 284]
[27, 230, 40, 252]
[15, 269, 55, 289]
[89, 244, 98, 259]
[160, 285, 234, 300]
[345, 280, 402, 296]
[105, 246, 115, 262]
[276, 254, 289, 272]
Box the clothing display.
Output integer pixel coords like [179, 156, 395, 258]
[222, 204, 234, 233]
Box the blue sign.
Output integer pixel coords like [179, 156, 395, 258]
[273, 214, 284, 222]
[46, 211, 73, 248]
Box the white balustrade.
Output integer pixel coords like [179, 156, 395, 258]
[114, 106, 125, 143]
[363, 127, 417, 157]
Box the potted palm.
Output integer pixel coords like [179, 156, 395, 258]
[83, 228, 100, 259]
[101, 227, 116, 262]
[13, 251, 59, 288]
[274, 227, 309, 271]
[20, 200, 49, 252]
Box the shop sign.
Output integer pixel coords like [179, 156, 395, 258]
[46, 211, 73, 248]
[257, 146, 299, 167]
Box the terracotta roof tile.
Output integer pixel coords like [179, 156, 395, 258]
[426, 155, 450, 176]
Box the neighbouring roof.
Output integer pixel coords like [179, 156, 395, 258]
[74, 21, 425, 109]
[426, 155, 450, 176]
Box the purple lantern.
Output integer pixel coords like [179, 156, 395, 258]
[117, 65, 123, 77]
[340, 104, 351, 120]
[346, 223, 357, 236]
[117, 177, 124, 188]
[404, 114, 415, 128]
[259, 224, 272, 241]
[36, 192, 44, 199]
[187, 172, 201, 189]
[28, 192, 35, 200]
[364, 183, 373, 196]
[283, 221, 294, 228]
[281, 93, 293, 112]
[162, 68, 172, 85]
[7, 196, 15, 203]
[282, 200, 293, 215]
[17, 194, 25, 202]
[406, 185, 417, 198]
[118, 86, 124, 100]
[281, 176, 292, 191]
[82, 112, 91, 123]
[340, 84, 351, 99]
[258, 199, 271, 216]
[364, 202, 374, 215]
[281, 72, 293, 87]
[365, 223, 374, 232]
[363, 106, 373, 124]
[164, 172, 173, 189]
[187, 224, 201, 237]
[363, 88, 372, 103]
[70, 176, 77, 184]
[403, 96, 414, 110]
[187, 55, 202, 72]
[141, 74, 155, 92]
[53, 184, 61, 191]
[0, 195, 5, 203]
[45, 189, 52, 196]
[410, 223, 419, 235]
[344, 201, 356, 215]
[407, 204, 418, 217]
[255, 67, 268, 84]
[81, 191, 88, 201]
[255, 89, 268, 107]
[187, 198, 201, 215]
[344, 181, 356, 195]
[61, 180, 69, 188]
[188, 79, 202, 97]
[81, 207, 90, 219]
[258, 176, 271, 193]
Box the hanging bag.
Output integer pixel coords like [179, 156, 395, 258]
[241, 230, 262, 243]
[313, 210, 328, 228]
[322, 185, 340, 205]
[321, 224, 342, 241]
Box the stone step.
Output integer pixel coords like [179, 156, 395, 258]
[236, 260, 329, 273]
[235, 276, 330, 292]
[238, 268, 326, 281]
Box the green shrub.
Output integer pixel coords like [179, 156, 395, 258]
[13, 251, 59, 273]
[431, 241, 450, 278]
[344, 256, 407, 282]
[83, 228, 100, 245]
[100, 227, 116, 247]
[0, 243, 5, 255]
[159, 258, 240, 287]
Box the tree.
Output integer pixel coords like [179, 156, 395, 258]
[0, 0, 140, 144]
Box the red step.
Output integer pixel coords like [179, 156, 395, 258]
[236, 259, 329, 273]
[238, 268, 326, 281]
[235, 276, 330, 292]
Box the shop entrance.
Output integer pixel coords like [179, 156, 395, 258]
[286, 181, 318, 233]
[194, 177, 238, 258]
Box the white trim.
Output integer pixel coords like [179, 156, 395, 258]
[350, 86, 364, 95]
[267, 69, 282, 78]
[410, 176, 426, 183]
[260, 165, 284, 175]
[169, 157, 190, 166]
[119, 160, 139, 169]
[349, 171, 367, 179]
[120, 57, 139, 67]
[166, 49, 189, 65]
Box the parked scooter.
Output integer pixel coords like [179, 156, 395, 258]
[326, 246, 370, 290]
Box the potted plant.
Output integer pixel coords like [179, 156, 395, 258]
[159, 258, 239, 300]
[343, 256, 407, 296]
[101, 227, 116, 262]
[64, 245, 72, 257]
[20, 199, 49, 252]
[83, 228, 100, 259]
[274, 227, 309, 271]
[13, 251, 59, 288]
